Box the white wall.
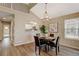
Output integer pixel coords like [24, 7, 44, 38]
[0, 6, 41, 46]
[51, 12, 79, 49]
[14, 12, 41, 46]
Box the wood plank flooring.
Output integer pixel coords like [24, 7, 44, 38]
[0, 38, 79, 56]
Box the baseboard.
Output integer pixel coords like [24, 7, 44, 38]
[60, 43, 79, 50]
[14, 41, 34, 46]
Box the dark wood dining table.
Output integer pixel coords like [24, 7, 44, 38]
[39, 36, 55, 42]
[39, 36, 56, 52]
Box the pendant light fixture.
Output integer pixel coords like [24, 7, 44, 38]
[43, 3, 49, 20]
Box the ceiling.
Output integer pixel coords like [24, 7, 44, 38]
[0, 11, 11, 17]
[25, 3, 36, 10]
[0, 11, 14, 22]
[30, 3, 79, 19]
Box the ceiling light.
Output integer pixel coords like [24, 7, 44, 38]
[4, 26, 9, 30]
[2, 17, 6, 19]
[43, 3, 49, 20]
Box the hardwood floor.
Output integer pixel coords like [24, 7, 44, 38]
[0, 38, 79, 56]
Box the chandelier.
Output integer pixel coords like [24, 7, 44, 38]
[43, 3, 49, 20]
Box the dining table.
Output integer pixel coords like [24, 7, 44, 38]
[39, 36, 56, 52]
[39, 36, 56, 42]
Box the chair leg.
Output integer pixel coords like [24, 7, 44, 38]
[58, 46, 59, 52]
[35, 46, 37, 56]
[55, 47, 58, 55]
[48, 45, 50, 51]
[35, 46, 37, 52]
[45, 45, 47, 52]
[39, 47, 41, 55]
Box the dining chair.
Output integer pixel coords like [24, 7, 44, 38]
[50, 34, 54, 37]
[34, 36, 46, 55]
[47, 36, 59, 55]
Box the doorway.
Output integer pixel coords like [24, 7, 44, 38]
[2, 22, 11, 47]
[0, 11, 14, 48]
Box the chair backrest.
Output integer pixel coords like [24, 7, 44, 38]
[34, 36, 40, 46]
[56, 36, 59, 46]
[50, 34, 54, 37]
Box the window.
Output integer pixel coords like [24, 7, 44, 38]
[64, 18, 79, 39]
